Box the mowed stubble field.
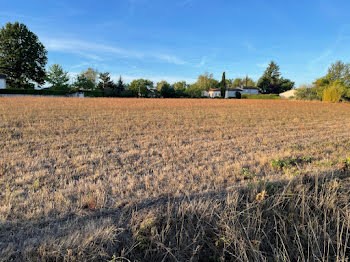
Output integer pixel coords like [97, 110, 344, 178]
[1, 97, 350, 261]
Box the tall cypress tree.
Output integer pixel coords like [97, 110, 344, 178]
[220, 72, 226, 97]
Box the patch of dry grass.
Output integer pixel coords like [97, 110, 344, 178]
[0, 97, 350, 261]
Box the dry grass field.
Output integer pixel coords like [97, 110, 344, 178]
[1, 97, 350, 261]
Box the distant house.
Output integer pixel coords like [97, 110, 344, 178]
[208, 88, 221, 98]
[69, 92, 85, 98]
[202, 89, 221, 98]
[280, 89, 296, 99]
[225, 88, 243, 98]
[0, 74, 7, 89]
[241, 86, 259, 95]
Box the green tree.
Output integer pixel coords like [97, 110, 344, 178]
[327, 60, 350, 85]
[220, 72, 226, 97]
[173, 81, 187, 97]
[242, 76, 256, 87]
[115, 76, 125, 96]
[226, 79, 233, 87]
[184, 84, 203, 98]
[72, 74, 95, 90]
[195, 72, 219, 91]
[312, 61, 350, 101]
[98, 72, 110, 90]
[232, 78, 243, 87]
[313, 77, 331, 99]
[46, 64, 70, 90]
[81, 68, 98, 89]
[157, 81, 175, 98]
[295, 84, 319, 100]
[129, 79, 153, 97]
[257, 61, 294, 94]
[97, 72, 118, 96]
[0, 22, 47, 88]
[232, 76, 256, 87]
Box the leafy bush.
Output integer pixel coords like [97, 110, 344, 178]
[83, 90, 104, 97]
[322, 81, 345, 102]
[271, 156, 313, 170]
[295, 85, 319, 100]
[240, 168, 256, 179]
[184, 84, 203, 98]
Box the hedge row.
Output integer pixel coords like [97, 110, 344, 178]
[0, 89, 104, 97]
[241, 94, 281, 99]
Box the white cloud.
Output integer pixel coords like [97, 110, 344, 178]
[197, 56, 206, 67]
[69, 62, 91, 69]
[41, 37, 187, 65]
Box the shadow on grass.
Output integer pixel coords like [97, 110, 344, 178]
[1, 169, 350, 261]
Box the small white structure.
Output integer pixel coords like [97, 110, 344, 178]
[242, 86, 259, 95]
[279, 89, 296, 99]
[69, 92, 85, 98]
[225, 88, 243, 98]
[0, 74, 7, 89]
[208, 88, 221, 98]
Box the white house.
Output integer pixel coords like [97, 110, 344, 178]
[225, 88, 243, 98]
[0, 74, 7, 89]
[69, 92, 85, 98]
[280, 89, 296, 99]
[208, 88, 221, 98]
[202, 89, 222, 98]
[242, 86, 259, 95]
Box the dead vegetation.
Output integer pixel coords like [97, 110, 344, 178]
[0, 97, 350, 261]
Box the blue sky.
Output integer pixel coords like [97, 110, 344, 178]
[1, 0, 350, 86]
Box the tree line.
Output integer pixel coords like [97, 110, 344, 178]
[0, 22, 296, 98]
[295, 61, 350, 102]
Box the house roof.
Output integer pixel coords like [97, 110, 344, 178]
[242, 86, 258, 90]
[0, 74, 7, 79]
[208, 88, 220, 92]
[226, 88, 243, 91]
[279, 89, 296, 98]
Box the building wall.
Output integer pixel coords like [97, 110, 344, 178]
[68, 92, 85, 98]
[0, 79, 6, 89]
[225, 90, 239, 98]
[242, 89, 259, 94]
[209, 91, 221, 98]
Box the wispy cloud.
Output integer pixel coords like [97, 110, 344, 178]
[178, 0, 194, 7]
[196, 56, 207, 67]
[257, 62, 268, 68]
[69, 62, 92, 69]
[243, 41, 256, 51]
[309, 49, 333, 66]
[42, 37, 187, 65]
[307, 25, 350, 71]
[0, 11, 51, 23]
